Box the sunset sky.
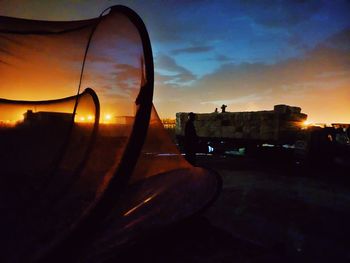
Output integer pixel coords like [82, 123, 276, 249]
[0, 0, 349, 124]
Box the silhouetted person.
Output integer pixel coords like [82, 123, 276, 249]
[184, 112, 198, 165]
[221, 104, 227, 113]
[214, 108, 218, 113]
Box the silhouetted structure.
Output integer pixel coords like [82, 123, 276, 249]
[221, 104, 227, 113]
[184, 112, 198, 165]
[176, 104, 307, 143]
[23, 110, 72, 126]
[176, 105, 308, 154]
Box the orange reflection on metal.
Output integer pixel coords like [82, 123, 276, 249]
[123, 193, 157, 217]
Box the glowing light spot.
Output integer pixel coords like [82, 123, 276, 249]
[87, 115, 93, 121]
[301, 120, 313, 128]
[105, 114, 112, 121]
[80, 116, 85, 121]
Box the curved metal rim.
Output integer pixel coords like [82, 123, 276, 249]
[0, 87, 96, 104]
[0, 5, 154, 262]
[0, 15, 102, 35]
[35, 5, 154, 262]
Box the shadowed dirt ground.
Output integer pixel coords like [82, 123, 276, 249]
[115, 154, 350, 263]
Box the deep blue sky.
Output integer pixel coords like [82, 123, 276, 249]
[1, 0, 350, 122]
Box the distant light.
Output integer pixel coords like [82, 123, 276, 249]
[80, 116, 85, 121]
[262, 143, 274, 147]
[87, 115, 93, 121]
[105, 114, 111, 121]
[303, 120, 311, 126]
[282, 144, 295, 149]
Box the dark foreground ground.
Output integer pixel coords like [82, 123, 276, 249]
[117, 154, 350, 263]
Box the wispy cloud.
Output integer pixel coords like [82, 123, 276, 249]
[209, 54, 233, 62]
[239, 0, 323, 28]
[171, 45, 213, 55]
[154, 28, 350, 122]
[156, 54, 196, 84]
[200, 94, 262, 106]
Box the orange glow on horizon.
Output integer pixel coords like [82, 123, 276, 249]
[103, 114, 112, 123]
[74, 112, 121, 124]
[303, 120, 312, 127]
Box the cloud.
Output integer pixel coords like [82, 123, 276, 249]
[207, 54, 234, 64]
[0, 35, 21, 62]
[239, 0, 324, 28]
[286, 34, 309, 52]
[209, 54, 234, 62]
[0, 60, 11, 66]
[156, 54, 196, 83]
[154, 28, 350, 122]
[200, 93, 262, 106]
[171, 45, 214, 55]
[195, 27, 350, 98]
[322, 28, 350, 51]
[195, 44, 350, 101]
[111, 63, 141, 95]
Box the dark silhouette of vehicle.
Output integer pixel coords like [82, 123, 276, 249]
[295, 125, 350, 169]
[176, 104, 307, 154]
